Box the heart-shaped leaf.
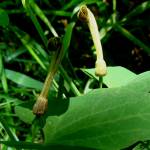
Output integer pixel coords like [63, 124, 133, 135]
[44, 71, 150, 150]
[82, 66, 136, 88]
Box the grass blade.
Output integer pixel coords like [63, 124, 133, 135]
[63, 0, 82, 10]
[0, 118, 17, 142]
[44, 10, 71, 17]
[0, 50, 8, 93]
[115, 24, 150, 54]
[5, 69, 43, 90]
[59, 66, 81, 96]
[62, 22, 75, 57]
[12, 26, 47, 70]
[30, 1, 58, 37]
[22, 0, 48, 47]
[6, 47, 27, 62]
[122, 1, 150, 22]
[100, 14, 114, 40]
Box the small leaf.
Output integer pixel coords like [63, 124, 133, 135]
[0, 9, 9, 27]
[15, 106, 35, 124]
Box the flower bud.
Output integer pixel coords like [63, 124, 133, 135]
[77, 5, 89, 22]
[48, 37, 62, 52]
[95, 58, 107, 77]
[33, 96, 48, 115]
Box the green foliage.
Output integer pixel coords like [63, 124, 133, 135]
[0, 51, 8, 93]
[82, 66, 137, 88]
[5, 69, 43, 90]
[22, 0, 48, 47]
[15, 106, 35, 124]
[44, 71, 150, 150]
[0, 0, 150, 150]
[14, 97, 69, 124]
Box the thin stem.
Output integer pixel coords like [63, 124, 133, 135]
[45, 27, 80, 96]
[33, 40, 64, 115]
[59, 66, 81, 96]
[99, 77, 103, 88]
[40, 45, 63, 97]
[29, 3, 79, 96]
[40, 71, 54, 97]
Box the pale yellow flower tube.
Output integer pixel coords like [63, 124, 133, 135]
[78, 5, 107, 77]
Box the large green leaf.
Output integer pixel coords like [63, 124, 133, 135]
[82, 66, 137, 88]
[44, 71, 150, 150]
[125, 71, 150, 93]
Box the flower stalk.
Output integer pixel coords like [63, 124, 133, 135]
[33, 37, 63, 115]
[78, 5, 107, 77]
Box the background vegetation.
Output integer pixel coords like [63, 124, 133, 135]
[0, 0, 150, 150]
